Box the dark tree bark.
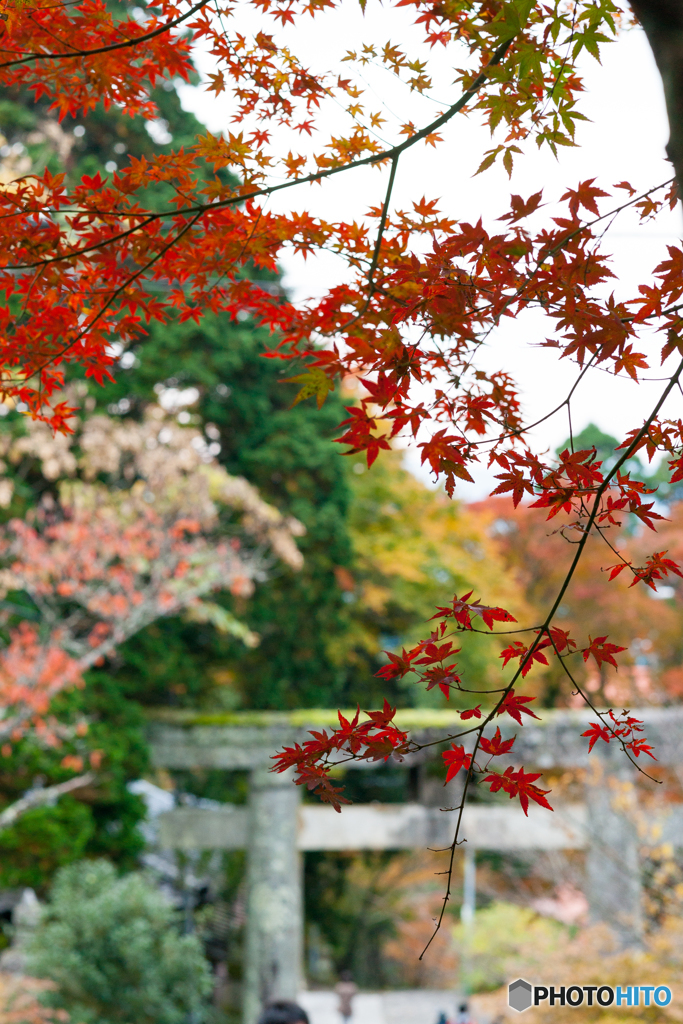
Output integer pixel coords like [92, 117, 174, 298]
[629, 0, 683, 187]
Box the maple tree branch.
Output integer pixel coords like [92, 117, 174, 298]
[444, 351, 599, 458]
[0, 0, 210, 69]
[7, 36, 517, 277]
[331, 157, 399, 333]
[545, 629, 659, 781]
[481, 353, 600, 448]
[28, 10, 80, 53]
[527, 360, 683, 638]
[416, 356, 683, 956]
[363, 157, 397, 288]
[593, 523, 640, 581]
[192, 35, 513, 208]
[419, 721, 487, 959]
[9, 213, 162, 270]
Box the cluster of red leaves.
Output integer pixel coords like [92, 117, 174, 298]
[0, 0, 632, 427]
[271, 701, 410, 809]
[442, 724, 550, 817]
[0, 0, 196, 118]
[374, 592, 516, 698]
[274, 585, 647, 813]
[499, 627, 626, 677]
[483, 766, 553, 816]
[582, 709, 657, 761]
[607, 550, 683, 590]
[320, 183, 682, 498]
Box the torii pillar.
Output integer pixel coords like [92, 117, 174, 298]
[243, 765, 303, 1024]
[584, 760, 643, 946]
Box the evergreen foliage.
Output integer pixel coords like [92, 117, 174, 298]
[0, 800, 94, 892]
[93, 315, 356, 712]
[29, 860, 213, 1024]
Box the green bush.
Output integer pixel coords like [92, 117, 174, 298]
[29, 860, 213, 1024]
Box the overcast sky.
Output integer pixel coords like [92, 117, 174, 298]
[178, 9, 682, 496]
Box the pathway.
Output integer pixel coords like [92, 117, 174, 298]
[298, 990, 460, 1024]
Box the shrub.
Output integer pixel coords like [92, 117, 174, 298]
[29, 860, 213, 1024]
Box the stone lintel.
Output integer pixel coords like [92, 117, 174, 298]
[148, 705, 683, 770]
[157, 801, 591, 851]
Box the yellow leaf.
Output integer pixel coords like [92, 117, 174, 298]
[282, 367, 335, 409]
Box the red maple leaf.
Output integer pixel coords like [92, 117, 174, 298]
[628, 738, 657, 760]
[560, 179, 610, 218]
[508, 767, 554, 816]
[581, 721, 611, 753]
[496, 690, 540, 725]
[499, 641, 549, 676]
[418, 429, 474, 496]
[484, 766, 553, 815]
[335, 707, 362, 747]
[442, 743, 472, 783]
[582, 636, 627, 670]
[498, 190, 544, 223]
[432, 592, 516, 631]
[293, 765, 351, 812]
[423, 664, 462, 698]
[460, 705, 482, 720]
[548, 627, 577, 653]
[479, 726, 515, 757]
[630, 550, 683, 591]
[415, 641, 459, 664]
[375, 647, 421, 680]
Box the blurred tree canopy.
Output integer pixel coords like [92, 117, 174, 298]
[0, 674, 148, 891]
[90, 315, 356, 713]
[472, 493, 683, 709]
[341, 449, 528, 709]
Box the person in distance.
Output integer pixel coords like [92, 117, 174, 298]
[257, 1001, 310, 1024]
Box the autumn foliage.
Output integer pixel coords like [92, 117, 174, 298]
[0, 0, 680, 944]
[0, 400, 304, 755]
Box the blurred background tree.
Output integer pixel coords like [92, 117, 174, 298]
[342, 448, 528, 708]
[469, 423, 683, 709]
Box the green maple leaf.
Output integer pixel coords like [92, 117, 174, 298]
[283, 367, 335, 409]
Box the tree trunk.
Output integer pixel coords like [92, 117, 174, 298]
[629, 0, 683, 188]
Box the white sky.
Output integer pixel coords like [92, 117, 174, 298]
[177, 8, 682, 496]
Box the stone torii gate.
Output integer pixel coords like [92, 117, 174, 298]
[147, 706, 683, 1024]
